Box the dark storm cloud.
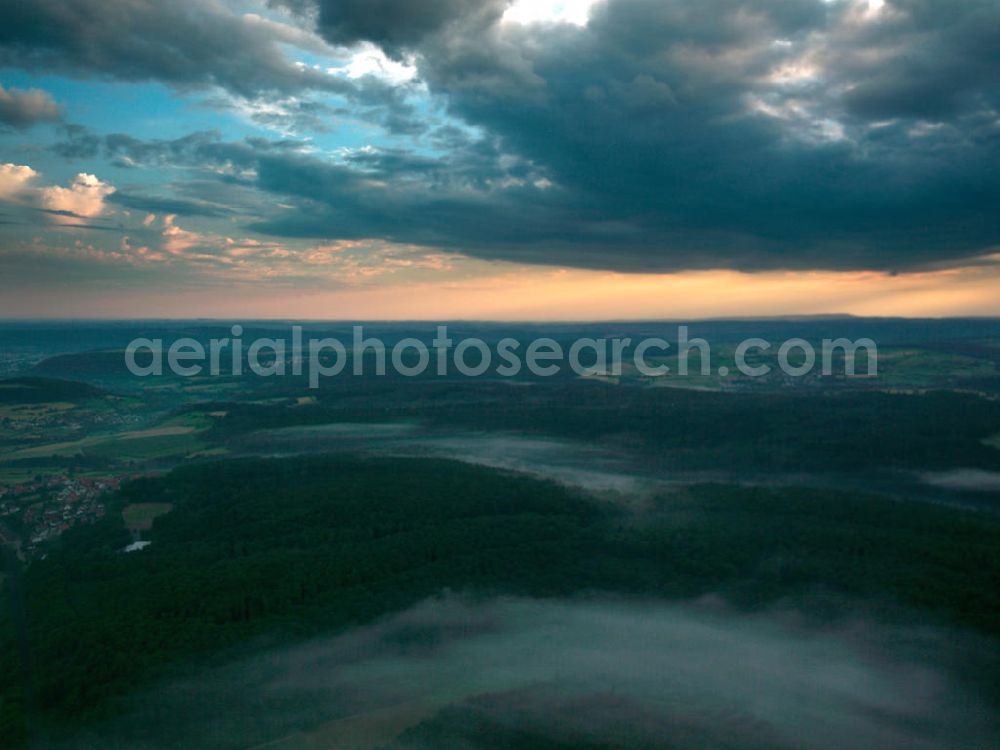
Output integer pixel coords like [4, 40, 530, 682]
[0, 0, 353, 98]
[0, 84, 61, 129]
[836, 0, 1000, 120]
[0, 0, 431, 137]
[257, 0, 1000, 272]
[244, 142, 602, 253]
[272, 0, 507, 52]
[19, 0, 1000, 272]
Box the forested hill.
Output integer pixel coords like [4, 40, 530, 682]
[2, 455, 1000, 745]
[0, 378, 106, 405]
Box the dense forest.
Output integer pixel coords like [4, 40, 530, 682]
[203, 380, 1000, 473]
[0, 378, 106, 405]
[2, 455, 1000, 746]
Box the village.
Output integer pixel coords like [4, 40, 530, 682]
[0, 473, 125, 559]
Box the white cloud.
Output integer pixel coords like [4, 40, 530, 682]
[336, 42, 418, 85]
[0, 163, 38, 202]
[161, 213, 203, 254]
[40, 173, 116, 224]
[865, 0, 886, 16]
[502, 0, 600, 27]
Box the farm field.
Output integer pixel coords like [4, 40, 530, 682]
[122, 503, 174, 532]
[0, 413, 214, 463]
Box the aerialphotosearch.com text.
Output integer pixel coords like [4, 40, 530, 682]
[125, 325, 878, 388]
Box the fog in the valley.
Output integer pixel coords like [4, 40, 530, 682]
[396, 433, 655, 496]
[233, 423, 1000, 509]
[42, 596, 999, 750]
[921, 469, 1000, 493]
[235, 423, 671, 496]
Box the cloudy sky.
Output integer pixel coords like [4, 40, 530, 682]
[1, 0, 998, 318]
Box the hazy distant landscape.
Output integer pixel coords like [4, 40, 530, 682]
[1, 319, 999, 748]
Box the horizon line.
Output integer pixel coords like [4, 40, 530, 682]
[2, 314, 1000, 325]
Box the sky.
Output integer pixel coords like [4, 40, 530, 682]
[0, 0, 998, 319]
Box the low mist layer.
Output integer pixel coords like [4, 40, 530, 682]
[42, 596, 998, 750]
[235, 423, 660, 495]
[921, 469, 1000, 493]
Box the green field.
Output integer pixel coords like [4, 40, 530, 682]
[596, 344, 997, 392]
[122, 503, 174, 531]
[1, 413, 215, 463]
[0, 402, 76, 420]
[0, 467, 64, 486]
[875, 348, 996, 387]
